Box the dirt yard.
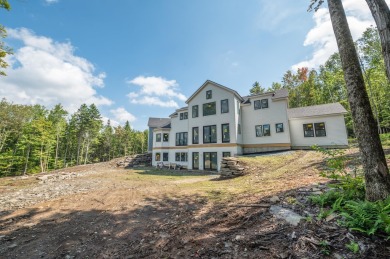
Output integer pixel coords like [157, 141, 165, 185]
[0, 150, 389, 258]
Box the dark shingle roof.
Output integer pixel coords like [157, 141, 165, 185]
[147, 117, 171, 128]
[287, 103, 347, 118]
[272, 88, 288, 99]
[242, 88, 289, 104]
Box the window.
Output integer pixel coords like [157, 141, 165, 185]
[163, 133, 169, 142]
[203, 125, 217, 143]
[255, 125, 263, 137]
[254, 99, 269, 109]
[254, 100, 261, 110]
[155, 153, 161, 161]
[221, 99, 229, 113]
[163, 152, 168, 161]
[261, 99, 269, 108]
[222, 124, 230, 143]
[176, 132, 188, 146]
[175, 152, 188, 162]
[263, 124, 270, 136]
[192, 105, 198, 118]
[275, 123, 284, 133]
[203, 102, 216, 116]
[181, 152, 188, 162]
[206, 90, 212, 99]
[256, 124, 271, 137]
[193, 152, 199, 169]
[204, 152, 217, 170]
[180, 112, 188, 120]
[237, 100, 240, 115]
[156, 133, 161, 142]
[238, 124, 241, 134]
[192, 127, 199, 144]
[315, 122, 326, 137]
[303, 123, 314, 137]
[223, 152, 231, 157]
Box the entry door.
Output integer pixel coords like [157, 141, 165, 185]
[204, 152, 217, 170]
[193, 152, 199, 169]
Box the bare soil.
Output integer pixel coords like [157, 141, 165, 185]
[0, 150, 389, 258]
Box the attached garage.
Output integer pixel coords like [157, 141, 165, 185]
[287, 103, 348, 149]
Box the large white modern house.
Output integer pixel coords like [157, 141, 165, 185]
[148, 80, 348, 171]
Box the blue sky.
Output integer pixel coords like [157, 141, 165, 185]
[1, 0, 381, 130]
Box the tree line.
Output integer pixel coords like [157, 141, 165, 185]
[251, 26, 390, 136]
[0, 101, 148, 176]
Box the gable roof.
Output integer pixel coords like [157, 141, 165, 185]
[287, 103, 347, 119]
[242, 88, 289, 103]
[147, 117, 171, 128]
[186, 80, 244, 104]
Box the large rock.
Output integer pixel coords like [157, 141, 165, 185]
[269, 205, 303, 226]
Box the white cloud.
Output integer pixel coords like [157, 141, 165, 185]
[110, 107, 136, 123]
[45, 0, 59, 5]
[130, 96, 179, 108]
[1, 28, 112, 112]
[293, 0, 389, 70]
[102, 116, 120, 127]
[127, 76, 186, 108]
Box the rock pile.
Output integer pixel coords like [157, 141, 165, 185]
[117, 153, 152, 168]
[220, 157, 246, 178]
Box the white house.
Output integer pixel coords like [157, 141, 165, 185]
[148, 80, 348, 171]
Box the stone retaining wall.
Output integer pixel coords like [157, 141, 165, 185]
[220, 157, 246, 178]
[117, 153, 152, 168]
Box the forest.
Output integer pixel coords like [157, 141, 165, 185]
[0, 102, 148, 176]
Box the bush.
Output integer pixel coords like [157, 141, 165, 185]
[311, 145, 390, 238]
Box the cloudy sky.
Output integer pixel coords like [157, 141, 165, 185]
[1, 0, 386, 130]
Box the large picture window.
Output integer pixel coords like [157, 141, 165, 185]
[180, 112, 188, 120]
[203, 125, 217, 143]
[192, 105, 198, 118]
[156, 133, 161, 142]
[254, 99, 269, 109]
[222, 124, 230, 143]
[203, 102, 216, 116]
[221, 99, 229, 113]
[315, 122, 326, 137]
[175, 152, 188, 162]
[176, 132, 188, 146]
[192, 127, 199, 144]
[303, 123, 315, 137]
[255, 124, 271, 137]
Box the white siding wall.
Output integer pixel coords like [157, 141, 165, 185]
[188, 82, 239, 145]
[241, 96, 291, 152]
[186, 82, 240, 170]
[289, 114, 348, 148]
